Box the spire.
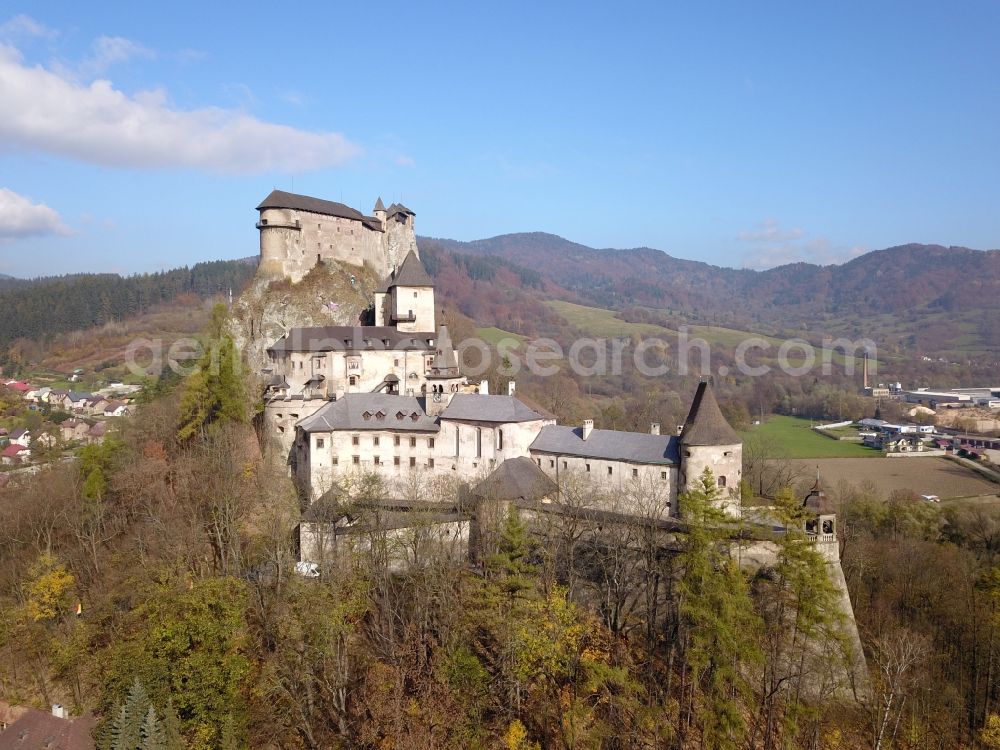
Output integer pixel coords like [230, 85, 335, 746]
[391, 250, 433, 287]
[428, 324, 460, 378]
[679, 380, 740, 446]
[374, 196, 386, 212]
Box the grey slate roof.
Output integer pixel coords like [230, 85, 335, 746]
[374, 197, 386, 212]
[392, 250, 433, 287]
[474, 457, 558, 502]
[679, 381, 740, 446]
[297, 394, 439, 433]
[257, 190, 366, 222]
[440, 394, 546, 423]
[268, 326, 435, 354]
[530, 425, 679, 465]
[428, 325, 460, 377]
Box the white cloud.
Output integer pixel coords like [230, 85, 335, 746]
[0, 43, 362, 174]
[739, 219, 866, 269]
[78, 35, 154, 77]
[0, 14, 57, 41]
[738, 217, 804, 243]
[0, 188, 72, 239]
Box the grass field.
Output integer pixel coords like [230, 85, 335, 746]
[546, 301, 668, 339]
[546, 301, 873, 368]
[787, 457, 999, 500]
[741, 415, 878, 459]
[476, 327, 526, 346]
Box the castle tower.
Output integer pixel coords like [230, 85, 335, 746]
[679, 380, 742, 517]
[425, 323, 463, 416]
[803, 471, 838, 561]
[378, 250, 435, 333]
[374, 196, 387, 225]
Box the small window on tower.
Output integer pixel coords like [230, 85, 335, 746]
[316, 438, 324, 449]
[718, 476, 727, 488]
[413, 291, 418, 298]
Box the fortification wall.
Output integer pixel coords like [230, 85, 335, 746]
[259, 207, 394, 282]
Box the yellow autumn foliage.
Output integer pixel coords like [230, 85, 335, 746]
[25, 555, 75, 622]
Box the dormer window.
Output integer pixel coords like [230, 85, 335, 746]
[375, 411, 385, 420]
[362, 411, 372, 420]
[396, 411, 405, 420]
[411, 412, 419, 421]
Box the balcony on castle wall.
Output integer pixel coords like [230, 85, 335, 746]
[392, 310, 417, 323]
[256, 218, 302, 231]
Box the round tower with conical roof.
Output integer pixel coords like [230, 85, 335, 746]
[678, 380, 743, 517]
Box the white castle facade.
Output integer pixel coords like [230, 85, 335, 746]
[256, 192, 744, 548]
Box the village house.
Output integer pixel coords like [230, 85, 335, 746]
[0, 702, 95, 750]
[8, 429, 29, 447]
[60, 419, 91, 443]
[1, 444, 29, 465]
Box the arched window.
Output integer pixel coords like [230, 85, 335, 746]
[717, 475, 727, 488]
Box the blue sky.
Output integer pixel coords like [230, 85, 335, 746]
[1, 1, 998, 277]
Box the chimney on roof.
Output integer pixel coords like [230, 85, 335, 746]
[508, 381, 516, 396]
[582, 419, 594, 440]
[650, 422, 660, 435]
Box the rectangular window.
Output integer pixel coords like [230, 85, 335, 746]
[608, 466, 613, 476]
[429, 437, 435, 449]
[549, 459, 555, 468]
[661, 471, 668, 480]
[373, 436, 380, 446]
[394, 456, 400, 466]
[409, 457, 416, 468]
[374, 456, 381, 465]
[353, 456, 360, 465]
[316, 438, 324, 449]
[352, 435, 359, 446]
[409, 437, 416, 448]
[632, 468, 638, 478]
[394, 435, 400, 446]
[562, 460, 568, 469]
[427, 458, 435, 468]
[413, 291, 418, 297]
[332, 456, 338, 465]
[586, 463, 591, 472]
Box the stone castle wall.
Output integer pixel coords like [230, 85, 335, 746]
[259, 207, 414, 282]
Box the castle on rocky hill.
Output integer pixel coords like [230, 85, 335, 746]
[255, 191, 744, 521]
[256, 190, 418, 282]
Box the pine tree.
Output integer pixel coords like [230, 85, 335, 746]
[107, 678, 148, 750]
[161, 702, 184, 750]
[141, 706, 167, 750]
[487, 506, 536, 599]
[676, 467, 762, 750]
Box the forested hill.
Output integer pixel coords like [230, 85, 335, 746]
[423, 233, 1000, 322]
[0, 259, 256, 346]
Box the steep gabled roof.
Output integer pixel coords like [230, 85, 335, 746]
[297, 394, 439, 433]
[391, 250, 433, 287]
[679, 381, 740, 446]
[256, 190, 366, 222]
[474, 457, 558, 502]
[530, 425, 679, 465]
[441, 394, 546, 423]
[428, 324, 459, 377]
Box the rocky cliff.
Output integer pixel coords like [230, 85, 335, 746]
[228, 260, 380, 373]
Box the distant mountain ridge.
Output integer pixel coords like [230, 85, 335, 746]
[421, 232, 1000, 321]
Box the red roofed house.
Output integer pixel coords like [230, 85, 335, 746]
[0, 702, 96, 749]
[1, 444, 29, 465]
